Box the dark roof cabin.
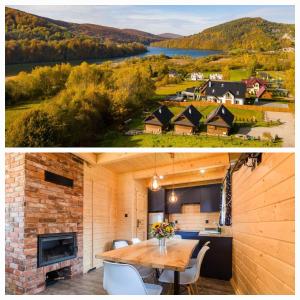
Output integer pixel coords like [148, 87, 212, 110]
[205, 104, 234, 136]
[144, 105, 174, 134]
[173, 105, 202, 134]
[202, 81, 246, 100]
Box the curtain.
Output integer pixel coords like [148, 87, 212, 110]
[219, 169, 232, 226]
[219, 185, 226, 226]
[224, 169, 232, 226]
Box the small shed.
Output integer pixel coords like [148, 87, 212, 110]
[173, 105, 202, 135]
[144, 105, 174, 134]
[205, 104, 234, 136]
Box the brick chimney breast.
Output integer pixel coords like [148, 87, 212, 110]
[5, 153, 83, 295]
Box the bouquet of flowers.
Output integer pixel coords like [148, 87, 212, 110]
[150, 221, 175, 239]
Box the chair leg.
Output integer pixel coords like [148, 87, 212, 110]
[190, 284, 195, 295]
[193, 282, 199, 294]
[187, 285, 192, 295]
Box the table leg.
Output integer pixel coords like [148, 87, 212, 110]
[174, 271, 180, 295]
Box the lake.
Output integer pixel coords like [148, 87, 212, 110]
[5, 46, 220, 77]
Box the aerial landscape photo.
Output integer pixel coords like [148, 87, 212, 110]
[5, 5, 295, 147]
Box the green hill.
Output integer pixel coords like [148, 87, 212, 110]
[151, 17, 295, 51]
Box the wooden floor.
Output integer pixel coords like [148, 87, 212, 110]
[39, 268, 235, 295]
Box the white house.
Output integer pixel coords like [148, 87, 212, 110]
[201, 80, 246, 105]
[190, 72, 204, 81]
[168, 70, 178, 78]
[209, 73, 223, 81]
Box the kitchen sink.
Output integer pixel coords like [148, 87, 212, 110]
[198, 230, 221, 235]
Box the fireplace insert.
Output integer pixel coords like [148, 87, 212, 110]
[38, 233, 77, 267]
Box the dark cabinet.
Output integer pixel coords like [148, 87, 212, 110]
[200, 184, 222, 212]
[149, 184, 222, 214]
[176, 231, 232, 280]
[148, 189, 165, 212]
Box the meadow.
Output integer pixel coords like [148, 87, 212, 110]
[96, 131, 280, 147]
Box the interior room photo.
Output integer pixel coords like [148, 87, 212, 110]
[5, 152, 295, 295]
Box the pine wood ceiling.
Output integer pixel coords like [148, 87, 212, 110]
[76, 152, 240, 174]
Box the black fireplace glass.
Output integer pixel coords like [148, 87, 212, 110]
[38, 233, 77, 267]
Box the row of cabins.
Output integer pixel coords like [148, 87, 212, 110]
[181, 77, 272, 105]
[144, 104, 234, 136]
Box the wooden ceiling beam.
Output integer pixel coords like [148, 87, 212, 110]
[133, 153, 229, 179]
[96, 153, 148, 165]
[156, 167, 227, 187]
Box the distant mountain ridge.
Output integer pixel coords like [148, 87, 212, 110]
[158, 33, 183, 39]
[5, 7, 167, 44]
[152, 17, 295, 51]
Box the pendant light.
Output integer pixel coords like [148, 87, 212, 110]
[150, 153, 161, 191]
[169, 153, 178, 203]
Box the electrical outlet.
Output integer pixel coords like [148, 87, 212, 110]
[205, 220, 209, 224]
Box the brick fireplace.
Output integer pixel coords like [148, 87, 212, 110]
[5, 153, 83, 294]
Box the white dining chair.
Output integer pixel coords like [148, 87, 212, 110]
[132, 237, 141, 244]
[158, 245, 210, 295]
[113, 238, 155, 280]
[103, 261, 162, 295]
[188, 241, 210, 268]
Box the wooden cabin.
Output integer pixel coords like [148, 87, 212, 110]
[5, 152, 295, 295]
[144, 105, 174, 134]
[173, 105, 202, 135]
[205, 104, 234, 136]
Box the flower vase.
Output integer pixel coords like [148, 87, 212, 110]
[158, 237, 166, 248]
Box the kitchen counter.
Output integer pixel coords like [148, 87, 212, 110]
[175, 230, 233, 280]
[175, 230, 232, 238]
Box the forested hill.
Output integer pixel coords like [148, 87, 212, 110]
[151, 17, 295, 51]
[5, 7, 169, 64]
[5, 7, 165, 44]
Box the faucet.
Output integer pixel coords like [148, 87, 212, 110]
[214, 221, 221, 233]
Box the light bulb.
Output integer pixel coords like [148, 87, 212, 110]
[150, 175, 161, 191]
[200, 169, 205, 175]
[169, 190, 178, 203]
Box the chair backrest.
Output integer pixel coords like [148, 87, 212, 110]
[131, 238, 141, 244]
[113, 240, 129, 249]
[193, 245, 210, 282]
[103, 261, 148, 295]
[173, 234, 182, 239]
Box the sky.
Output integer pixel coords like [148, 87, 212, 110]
[11, 5, 295, 36]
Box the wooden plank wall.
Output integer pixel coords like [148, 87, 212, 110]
[115, 174, 148, 241]
[83, 163, 117, 273]
[231, 153, 295, 295]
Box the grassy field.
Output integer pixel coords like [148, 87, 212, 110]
[229, 69, 251, 81]
[96, 131, 280, 147]
[5, 100, 44, 128]
[156, 80, 197, 96]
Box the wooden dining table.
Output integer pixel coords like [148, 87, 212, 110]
[95, 238, 199, 295]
